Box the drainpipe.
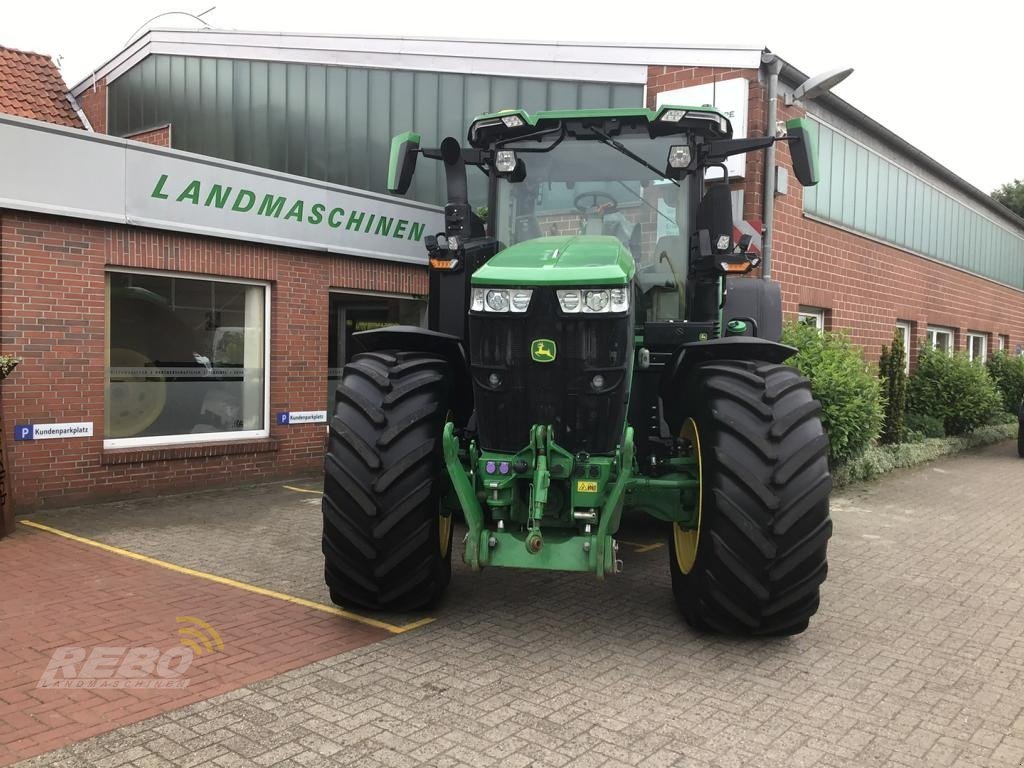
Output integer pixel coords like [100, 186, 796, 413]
[761, 52, 782, 279]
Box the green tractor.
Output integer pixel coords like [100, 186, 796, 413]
[322, 104, 833, 635]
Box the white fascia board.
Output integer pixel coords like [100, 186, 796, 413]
[73, 29, 762, 93]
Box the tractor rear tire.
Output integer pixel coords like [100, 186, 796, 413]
[322, 351, 453, 612]
[668, 360, 832, 636]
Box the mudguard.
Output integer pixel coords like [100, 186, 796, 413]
[659, 336, 797, 423]
[352, 326, 473, 423]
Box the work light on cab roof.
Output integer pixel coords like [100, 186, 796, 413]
[323, 102, 831, 639]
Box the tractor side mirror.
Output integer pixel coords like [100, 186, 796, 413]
[696, 184, 733, 254]
[387, 131, 421, 195]
[786, 117, 819, 187]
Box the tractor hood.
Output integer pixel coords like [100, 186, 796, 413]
[472, 235, 635, 287]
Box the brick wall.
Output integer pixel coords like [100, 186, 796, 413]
[0, 210, 427, 511]
[125, 124, 171, 147]
[646, 65, 1024, 365]
[76, 78, 106, 134]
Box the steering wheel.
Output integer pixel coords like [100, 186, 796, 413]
[574, 192, 619, 215]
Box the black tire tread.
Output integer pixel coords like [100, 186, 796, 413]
[322, 351, 452, 612]
[670, 359, 832, 637]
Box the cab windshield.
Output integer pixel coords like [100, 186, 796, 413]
[493, 126, 692, 320]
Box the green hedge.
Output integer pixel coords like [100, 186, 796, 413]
[832, 423, 1018, 486]
[986, 351, 1024, 414]
[907, 348, 1002, 435]
[781, 322, 883, 465]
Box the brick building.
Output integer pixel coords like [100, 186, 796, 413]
[1, 33, 1022, 513]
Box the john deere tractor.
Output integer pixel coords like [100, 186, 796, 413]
[322, 105, 833, 635]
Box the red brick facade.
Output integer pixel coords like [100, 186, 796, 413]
[75, 77, 106, 134]
[125, 124, 171, 147]
[0, 210, 426, 511]
[645, 64, 1024, 365]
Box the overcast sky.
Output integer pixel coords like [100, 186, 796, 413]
[4, 0, 1021, 194]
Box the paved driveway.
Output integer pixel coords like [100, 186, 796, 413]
[7, 439, 1024, 767]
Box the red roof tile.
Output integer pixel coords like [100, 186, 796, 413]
[0, 44, 83, 128]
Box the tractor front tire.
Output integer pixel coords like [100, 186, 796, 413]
[668, 360, 832, 636]
[322, 351, 453, 612]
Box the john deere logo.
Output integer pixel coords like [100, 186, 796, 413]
[531, 339, 557, 363]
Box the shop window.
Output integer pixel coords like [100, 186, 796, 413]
[966, 332, 988, 363]
[327, 291, 426, 409]
[797, 306, 826, 331]
[105, 271, 269, 447]
[894, 321, 912, 373]
[926, 326, 954, 355]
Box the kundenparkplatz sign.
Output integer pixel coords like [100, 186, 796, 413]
[0, 114, 442, 264]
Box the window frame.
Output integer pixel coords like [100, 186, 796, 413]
[998, 335, 1008, 353]
[926, 325, 954, 355]
[894, 321, 912, 373]
[103, 268, 272, 449]
[966, 331, 988, 363]
[797, 306, 826, 331]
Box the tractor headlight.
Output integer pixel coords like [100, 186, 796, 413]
[610, 287, 629, 312]
[509, 289, 533, 312]
[659, 109, 685, 123]
[557, 288, 629, 313]
[501, 114, 525, 128]
[584, 290, 610, 312]
[557, 289, 581, 313]
[476, 287, 531, 312]
[495, 150, 517, 173]
[668, 145, 692, 168]
[485, 289, 510, 312]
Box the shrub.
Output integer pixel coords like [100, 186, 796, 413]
[781, 322, 884, 466]
[907, 348, 1002, 435]
[878, 330, 907, 444]
[0, 354, 19, 380]
[905, 411, 945, 438]
[986, 351, 1024, 414]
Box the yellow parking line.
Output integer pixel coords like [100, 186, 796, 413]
[283, 484, 321, 495]
[19, 520, 432, 635]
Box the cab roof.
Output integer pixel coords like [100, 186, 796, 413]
[467, 105, 733, 148]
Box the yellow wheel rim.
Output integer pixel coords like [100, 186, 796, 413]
[673, 417, 702, 575]
[439, 511, 453, 557]
[439, 408, 454, 557]
[106, 347, 167, 438]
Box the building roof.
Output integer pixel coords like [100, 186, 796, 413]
[0, 45, 82, 129]
[69, 29, 1022, 233]
[69, 28, 763, 92]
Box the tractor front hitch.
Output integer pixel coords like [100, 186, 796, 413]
[442, 422, 635, 577]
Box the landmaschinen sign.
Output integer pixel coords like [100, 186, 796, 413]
[0, 114, 443, 264]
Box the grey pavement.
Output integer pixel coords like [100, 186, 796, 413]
[17, 439, 1024, 767]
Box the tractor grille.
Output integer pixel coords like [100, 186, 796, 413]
[469, 290, 632, 454]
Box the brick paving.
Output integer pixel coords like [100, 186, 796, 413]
[9, 439, 1024, 766]
[0, 527, 389, 766]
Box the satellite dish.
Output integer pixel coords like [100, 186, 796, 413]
[788, 67, 854, 104]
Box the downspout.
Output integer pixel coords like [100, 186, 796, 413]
[760, 52, 782, 279]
